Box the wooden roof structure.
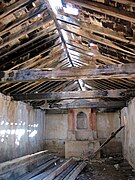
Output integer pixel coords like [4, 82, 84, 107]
[0, 0, 135, 111]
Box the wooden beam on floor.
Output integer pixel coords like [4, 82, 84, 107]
[65, 0, 135, 23]
[43, 158, 74, 180]
[12, 88, 135, 101]
[64, 161, 87, 180]
[1, 63, 135, 82]
[20, 158, 60, 180]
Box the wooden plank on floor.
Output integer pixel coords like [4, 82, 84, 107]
[19, 158, 60, 180]
[0, 150, 48, 175]
[64, 161, 87, 180]
[43, 158, 74, 180]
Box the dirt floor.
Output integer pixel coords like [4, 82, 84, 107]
[77, 156, 135, 180]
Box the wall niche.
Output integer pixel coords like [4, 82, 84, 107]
[76, 111, 88, 130]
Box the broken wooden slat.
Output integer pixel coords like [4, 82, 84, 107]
[0, 14, 51, 49]
[60, 22, 135, 56]
[93, 0, 135, 7]
[0, 0, 31, 19]
[54, 161, 78, 180]
[0, 4, 47, 37]
[0, 150, 48, 175]
[57, 14, 135, 46]
[65, 0, 135, 23]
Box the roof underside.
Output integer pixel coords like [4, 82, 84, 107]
[0, 0, 135, 111]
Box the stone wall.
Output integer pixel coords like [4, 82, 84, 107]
[45, 109, 122, 157]
[121, 98, 135, 169]
[97, 112, 122, 156]
[0, 93, 45, 163]
[45, 113, 68, 156]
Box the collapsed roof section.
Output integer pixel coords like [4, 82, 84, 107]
[0, 0, 135, 110]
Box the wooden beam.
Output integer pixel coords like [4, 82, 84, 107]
[65, 0, 135, 23]
[0, 23, 56, 61]
[0, 4, 47, 37]
[0, 0, 30, 19]
[43, 159, 74, 180]
[57, 14, 135, 46]
[66, 40, 121, 64]
[8, 36, 60, 71]
[93, 0, 135, 7]
[1, 63, 135, 82]
[93, 125, 125, 158]
[44, 0, 73, 66]
[64, 162, 87, 180]
[20, 158, 60, 180]
[12, 89, 135, 101]
[60, 22, 135, 56]
[0, 14, 51, 49]
[107, 0, 135, 7]
[49, 101, 126, 109]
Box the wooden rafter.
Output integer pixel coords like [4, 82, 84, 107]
[65, 0, 135, 23]
[60, 22, 135, 56]
[57, 14, 135, 46]
[0, 3, 47, 37]
[0, 0, 31, 19]
[0, 14, 51, 49]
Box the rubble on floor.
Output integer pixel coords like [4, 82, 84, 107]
[77, 156, 135, 180]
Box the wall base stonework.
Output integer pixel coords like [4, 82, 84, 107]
[65, 140, 100, 159]
[100, 140, 122, 157]
[45, 140, 65, 157]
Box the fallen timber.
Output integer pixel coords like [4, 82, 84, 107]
[0, 151, 86, 180]
[92, 125, 125, 159]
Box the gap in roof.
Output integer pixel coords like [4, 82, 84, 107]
[78, 79, 86, 91]
[49, 0, 79, 15]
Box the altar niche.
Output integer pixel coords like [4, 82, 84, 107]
[68, 108, 97, 141]
[66, 108, 99, 158]
[76, 111, 88, 130]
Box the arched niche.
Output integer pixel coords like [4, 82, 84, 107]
[76, 111, 88, 129]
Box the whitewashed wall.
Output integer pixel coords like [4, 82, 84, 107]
[97, 112, 122, 156]
[121, 98, 135, 169]
[0, 93, 45, 163]
[45, 113, 68, 156]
